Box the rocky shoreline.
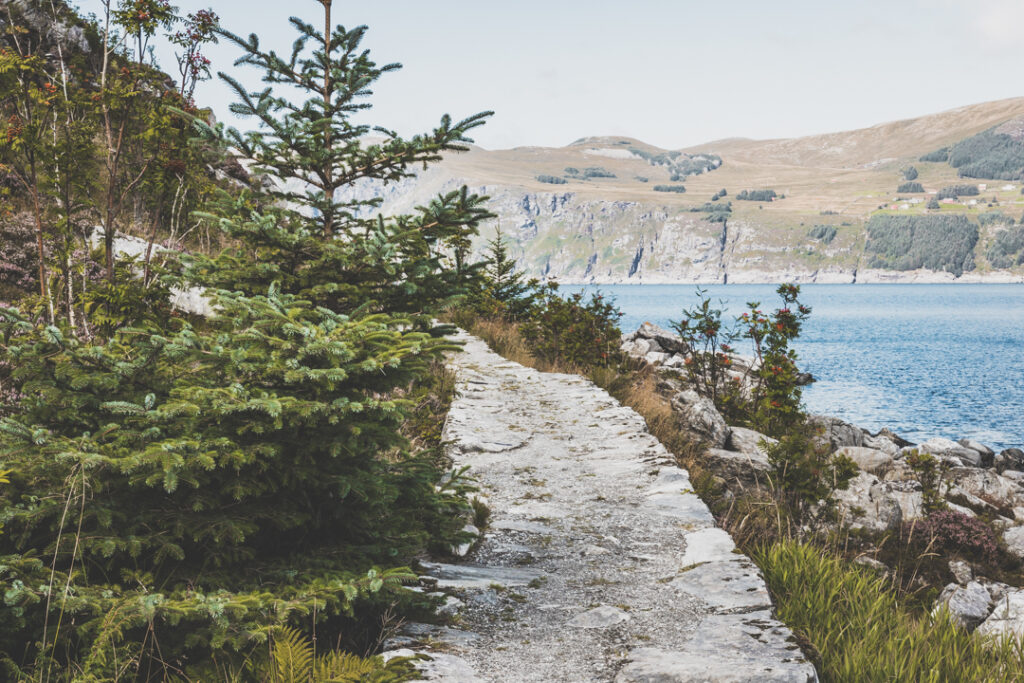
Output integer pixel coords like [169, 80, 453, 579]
[622, 321, 1024, 638]
[559, 269, 1024, 286]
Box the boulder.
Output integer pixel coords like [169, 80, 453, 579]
[949, 559, 973, 585]
[978, 589, 1024, 638]
[933, 581, 993, 631]
[704, 448, 772, 489]
[1001, 448, 1024, 472]
[875, 428, 914, 449]
[863, 432, 900, 456]
[644, 351, 670, 366]
[727, 427, 777, 456]
[809, 415, 864, 451]
[959, 438, 994, 459]
[671, 390, 730, 449]
[891, 489, 925, 522]
[945, 468, 1024, 512]
[833, 472, 903, 532]
[915, 438, 985, 468]
[635, 322, 687, 354]
[837, 446, 894, 475]
[1002, 526, 1024, 560]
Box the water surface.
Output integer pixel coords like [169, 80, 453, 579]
[578, 284, 1024, 451]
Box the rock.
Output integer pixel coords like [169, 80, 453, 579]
[705, 447, 772, 489]
[794, 371, 815, 386]
[671, 558, 774, 612]
[833, 472, 903, 532]
[567, 605, 630, 628]
[615, 611, 817, 683]
[671, 390, 731, 448]
[727, 426, 777, 455]
[949, 559, 973, 585]
[635, 322, 687, 354]
[809, 415, 864, 450]
[945, 468, 1024, 511]
[853, 556, 889, 573]
[1001, 448, 1024, 472]
[1002, 526, 1024, 559]
[891, 489, 925, 522]
[933, 581, 993, 631]
[978, 589, 1024, 638]
[959, 438, 995, 459]
[419, 562, 544, 590]
[876, 428, 914, 449]
[863, 433, 900, 456]
[837, 446, 894, 475]
[680, 527, 737, 566]
[915, 438, 985, 468]
[644, 351, 670, 366]
[661, 354, 686, 369]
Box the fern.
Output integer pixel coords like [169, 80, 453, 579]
[259, 627, 421, 683]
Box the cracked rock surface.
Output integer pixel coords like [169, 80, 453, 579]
[402, 333, 816, 682]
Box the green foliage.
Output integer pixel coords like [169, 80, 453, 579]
[758, 541, 1024, 682]
[736, 189, 777, 201]
[582, 166, 615, 178]
[469, 229, 538, 322]
[902, 166, 919, 181]
[255, 626, 420, 682]
[519, 284, 622, 370]
[979, 210, 1014, 226]
[671, 284, 812, 438]
[865, 214, 978, 276]
[536, 174, 567, 184]
[920, 147, 950, 163]
[764, 425, 856, 521]
[948, 126, 1024, 180]
[897, 181, 924, 193]
[986, 225, 1024, 269]
[808, 225, 837, 244]
[905, 449, 947, 514]
[564, 166, 579, 176]
[652, 184, 686, 193]
[936, 184, 980, 200]
[629, 148, 722, 179]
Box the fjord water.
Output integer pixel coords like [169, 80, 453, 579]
[582, 284, 1024, 452]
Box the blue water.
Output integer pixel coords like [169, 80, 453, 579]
[579, 284, 1024, 452]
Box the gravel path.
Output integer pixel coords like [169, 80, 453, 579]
[395, 333, 817, 682]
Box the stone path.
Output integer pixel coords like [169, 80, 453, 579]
[395, 333, 816, 682]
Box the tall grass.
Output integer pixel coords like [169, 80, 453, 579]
[758, 541, 1024, 682]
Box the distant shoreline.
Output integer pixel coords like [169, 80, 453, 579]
[557, 269, 1024, 286]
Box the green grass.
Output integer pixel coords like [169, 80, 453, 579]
[757, 541, 1024, 682]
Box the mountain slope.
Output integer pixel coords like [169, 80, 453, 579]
[359, 98, 1024, 284]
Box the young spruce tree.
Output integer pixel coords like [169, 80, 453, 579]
[0, 3, 488, 676]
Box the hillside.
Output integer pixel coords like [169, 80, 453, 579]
[355, 98, 1024, 283]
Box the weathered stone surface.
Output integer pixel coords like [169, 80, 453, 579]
[705, 447, 772, 488]
[1003, 526, 1024, 560]
[616, 612, 817, 682]
[671, 390, 731, 448]
[833, 472, 903, 532]
[863, 432, 900, 456]
[949, 559, 974, 585]
[384, 648, 483, 682]
[915, 437, 985, 467]
[419, 331, 813, 682]
[945, 468, 1024, 511]
[567, 605, 630, 628]
[635, 321, 688, 354]
[838, 446, 894, 475]
[809, 415, 864, 450]
[933, 581, 993, 631]
[978, 589, 1024, 638]
[728, 426, 777, 455]
[1001, 448, 1024, 472]
[891, 489, 925, 522]
[960, 438, 995, 459]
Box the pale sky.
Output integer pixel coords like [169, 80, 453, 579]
[85, 0, 1024, 150]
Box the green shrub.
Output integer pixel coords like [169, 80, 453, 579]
[979, 210, 1014, 226]
[937, 184, 980, 200]
[582, 166, 615, 178]
[927, 197, 941, 210]
[520, 284, 622, 370]
[536, 174, 567, 184]
[736, 189, 777, 201]
[920, 147, 950, 162]
[653, 184, 687, 193]
[986, 225, 1024, 268]
[564, 167, 579, 176]
[865, 214, 979, 276]
[903, 166, 919, 181]
[897, 181, 924, 193]
[948, 127, 1024, 180]
[469, 228, 538, 321]
[808, 225, 837, 244]
[757, 541, 1024, 682]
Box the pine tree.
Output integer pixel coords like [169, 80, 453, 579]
[187, 2, 494, 323]
[478, 227, 537, 320]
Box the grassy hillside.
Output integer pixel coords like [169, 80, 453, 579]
[369, 98, 1024, 282]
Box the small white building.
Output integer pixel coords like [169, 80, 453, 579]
[1003, 184, 1017, 191]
